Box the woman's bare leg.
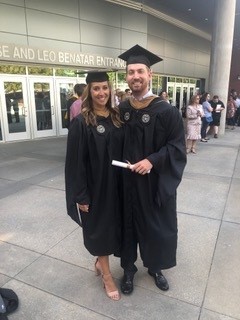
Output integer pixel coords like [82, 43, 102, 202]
[97, 256, 120, 301]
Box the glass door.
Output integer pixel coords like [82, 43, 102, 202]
[55, 78, 76, 135]
[175, 86, 181, 110]
[167, 82, 196, 113]
[0, 76, 31, 142]
[189, 85, 195, 99]
[167, 85, 174, 105]
[29, 78, 56, 138]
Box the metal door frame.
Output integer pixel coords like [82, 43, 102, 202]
[0, 75, 31, 142]
[28, 77, 56, 138]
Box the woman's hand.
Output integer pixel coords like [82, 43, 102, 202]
[78, 204, 89, 212]
[197, 110, 202, 117]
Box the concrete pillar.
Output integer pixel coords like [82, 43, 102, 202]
[208, 0, 236, 135]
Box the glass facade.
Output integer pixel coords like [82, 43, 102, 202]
[0, 63, 199, 142]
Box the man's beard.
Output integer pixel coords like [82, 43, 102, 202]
[131, 81, 144, 92]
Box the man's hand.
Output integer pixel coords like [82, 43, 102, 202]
[131, 159, 152, 175]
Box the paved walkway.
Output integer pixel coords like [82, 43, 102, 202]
[0, 127, 240, 320]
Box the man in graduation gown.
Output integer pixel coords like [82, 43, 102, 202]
[118, 45, 187, 294]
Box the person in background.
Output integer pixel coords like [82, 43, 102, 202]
[35, 92, 47, 130]
[65, 71, 123, 301]
[159, 90, 170, 103]
[116, 90, 127, 102]
[209, 95, 225, 138]
[233, 91, 240, 126]
[117, 44, 186, 295]
[65, 83, 86, 129]
[124, 88, 132, 99]
[230, 89, 238, 100]
[226, 95, 237, 130]
[5, 96, 12, 124]
[114, 88, 121, 105]
[12, 95, 20, 123]
[200, 92, 213, 142]
[69, 83, 86, 121]
[186, 95, 203, 154]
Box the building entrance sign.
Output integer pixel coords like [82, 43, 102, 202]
[0, 43, 125, 70]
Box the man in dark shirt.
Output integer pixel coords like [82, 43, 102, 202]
[209, 95, 225, 138]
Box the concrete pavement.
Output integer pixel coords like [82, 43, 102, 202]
[0, 127, 240, 320]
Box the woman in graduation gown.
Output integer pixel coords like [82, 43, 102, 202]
[65, 72, 123, 301]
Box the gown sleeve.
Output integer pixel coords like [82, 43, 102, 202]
[147, 106, 187, 200]
[65, 116, 89, 225]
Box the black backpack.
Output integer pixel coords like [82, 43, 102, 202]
[0, 288, 19, 319]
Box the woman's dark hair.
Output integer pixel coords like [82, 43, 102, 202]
[201, 92, 209, 102]
[81, 81, 122, 128]
[159, 90, 167, 96]
[74, 83, 86, 97]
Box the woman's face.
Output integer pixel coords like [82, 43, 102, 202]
[161, 92, 167, 99]
[194, 96, 200, 103]
[90, 81, 110, 108]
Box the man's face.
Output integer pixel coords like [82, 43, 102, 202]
[126, 64, 152, 95]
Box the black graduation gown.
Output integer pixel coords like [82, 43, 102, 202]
[119, 98, 187, 271]
[65, 114, 123, 257]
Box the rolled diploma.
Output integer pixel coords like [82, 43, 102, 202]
[112, 160, 133, 169]
[111, 160, 150, 173]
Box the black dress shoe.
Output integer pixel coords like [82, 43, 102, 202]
[120, 273, 134, 295]
[148, 270, 169, 291]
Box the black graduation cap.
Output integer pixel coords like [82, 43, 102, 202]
[75, 69, 118, 84]
[118, 44, 163, 68]
[86, 71, 109, 84]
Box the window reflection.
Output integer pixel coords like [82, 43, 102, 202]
[168, 86, 173, 103]
[0, 65, 26, 74]
[34, 83, 52, 131]
[28, 67, 53, 76]
[4, 82, 26, 133]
